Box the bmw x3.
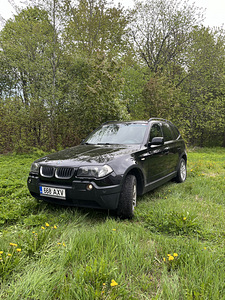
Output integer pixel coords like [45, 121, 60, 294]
[27, 118, 187, 218]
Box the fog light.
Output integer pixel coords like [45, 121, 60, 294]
[86, 184, 93, 191]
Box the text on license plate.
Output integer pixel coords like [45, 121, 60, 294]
[39, 186, 66, 199]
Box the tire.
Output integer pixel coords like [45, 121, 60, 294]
[175, 158, 187, 183]
[117, 175, 137, 219]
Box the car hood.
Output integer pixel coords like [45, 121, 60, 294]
[35, 144, 141, 167]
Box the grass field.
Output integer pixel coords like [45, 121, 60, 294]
[0, 148, 224, 299]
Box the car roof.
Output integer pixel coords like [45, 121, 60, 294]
[103, 118, 170, 125]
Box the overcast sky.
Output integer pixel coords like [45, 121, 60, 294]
[1, 0, 225, 28]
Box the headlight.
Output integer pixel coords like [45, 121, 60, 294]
[30, 162, 40, 174]
[77, 165, 113, 178]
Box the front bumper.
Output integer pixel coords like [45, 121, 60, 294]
[27, 175, 121, 210]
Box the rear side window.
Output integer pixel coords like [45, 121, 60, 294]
[162, 123, 174, 142]
[170, 123, 180, 140]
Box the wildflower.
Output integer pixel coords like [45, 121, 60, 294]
[103, 283, 106, 286]
[63, 243, 66, 247]
[53, 225, 57, 229]
[163, 257, 166, 262]
[168, 256, 174, 261]
[45, 223, 50, 227]
[183, 217, 187, 221]
[110, 279, 118, 287]
[57, 243, 61, 245]
[112, 229, 116, 231]
[7, 253, 12, 257]
[10, 243, 18, 247]
[16, 249, 22, 252]
[41, 226, 45, 230]
[204, 247, 207, 250]
[32, 231, 35, 234]
[173, 253, 178, 257]
[0, 251, 3, 254]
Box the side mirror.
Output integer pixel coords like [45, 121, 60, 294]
[149, 137, 164, 147]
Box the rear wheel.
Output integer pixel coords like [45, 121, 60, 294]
[117, 175, 137, 219]
[175, 158, 187, 183]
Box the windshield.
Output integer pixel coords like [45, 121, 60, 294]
[84, 123, 148, 145]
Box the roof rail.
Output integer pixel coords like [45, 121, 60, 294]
[148, 117, 168, 122]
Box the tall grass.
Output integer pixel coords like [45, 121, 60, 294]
[0, 148, 224, 299]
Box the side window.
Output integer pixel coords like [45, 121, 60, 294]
[170, 123, 180, 140]
[150, 123, 163, 141]
[162, 123, 174, 142]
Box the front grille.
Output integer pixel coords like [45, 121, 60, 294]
[40, 166, 75, 179]
[55, 167, 74, 179]
[40, 166, 54, 178]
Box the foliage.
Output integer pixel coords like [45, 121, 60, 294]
[180, 26, 225, 146]
[0, 0, 225, 152]
[64, 0, 130, 56]
[130, 0, 203, 74]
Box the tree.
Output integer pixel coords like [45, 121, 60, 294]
[64, 0, 129, 57]
[180, 26, 225, 146]
[130, 0, 203, 79]
[73, 51, 129, 138]
[0, 6, 58, 150]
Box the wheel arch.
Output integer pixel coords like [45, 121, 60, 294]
[125, 167, 145, 196]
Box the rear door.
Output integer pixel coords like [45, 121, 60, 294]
[161, 121, 179, 175]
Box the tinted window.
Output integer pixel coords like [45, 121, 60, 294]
[162, 123, 174, 142]
[170, 123, 180, 140]
[150, 123, 163, 141]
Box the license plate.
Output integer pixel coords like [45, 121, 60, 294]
[39, 186, 66, 199]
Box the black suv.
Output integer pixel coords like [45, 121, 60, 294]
[27, 118, 187, 218]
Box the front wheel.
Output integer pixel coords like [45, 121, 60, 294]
[117, 175, 137, 219]
[175, 158, 187, 183]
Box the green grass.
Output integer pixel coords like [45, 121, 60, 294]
[0, 148, 225, 299]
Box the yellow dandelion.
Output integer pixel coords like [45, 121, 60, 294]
[57, 243, 61, 245]
[110, 279, 118, 287]
[183, 217, 187, 221]
[167, 254, 172, 257]
[163, 257, 166, 262]
[16, 248, 22, 252]
[112, 229, 116, 231]
[53, 225, 57, 229]
[103, 283, 106, 286]
[45, 223, 50, 227]
[10, 243, 18, 247]
[204, 247, 207, 250]
[173, 253, 178, 257]
[63, 243, 66, 247]
[41, 226, 45, 230]
[168, 256, 174, 261]
[7, 253, 12, 257]
[0, 251, 3, 254]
